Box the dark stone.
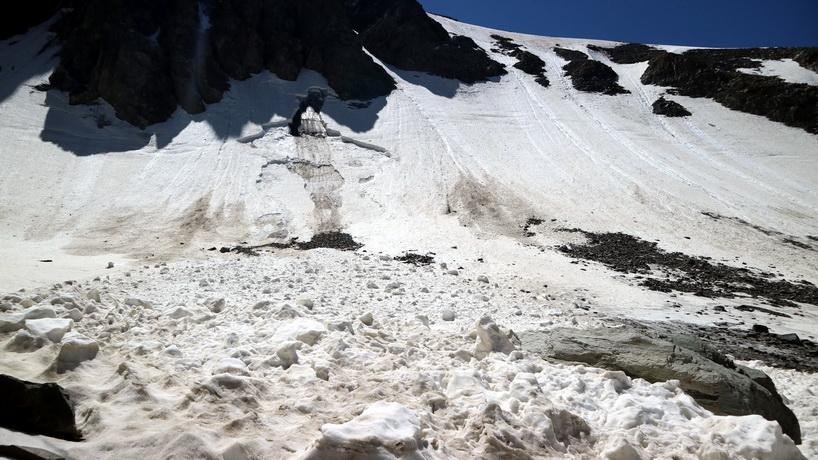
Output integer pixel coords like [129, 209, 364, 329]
[394, 253, 434, 266]
[553, 47, 588, 62]
[345, 0, 506, 84]
[521, 327, 802, 444]
[0, 0, 61, 40]
[491, 36, 548, 87]
[642, 49, 818, 134]
[0, 374, 81, 441]
[587, 43, 665, 64]
[512, 50, 545, 76]
[294, 232, 362, 251]
[562, 59, 629, 95]
[490, 34, 523, 57]
[778, 333, 801, 344]
[652, 96, 691, 117]
[753, 324, 770, 334]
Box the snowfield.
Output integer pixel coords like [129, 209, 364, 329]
[1, 15, 817, 460]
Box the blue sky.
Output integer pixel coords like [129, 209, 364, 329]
[418, 0, 818, 47]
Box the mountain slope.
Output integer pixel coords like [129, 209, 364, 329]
[1, 9, 817, 460]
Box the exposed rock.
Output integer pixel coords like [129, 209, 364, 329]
[642, 50, 818, 134]
[563, 59, 629, 95]
[553, 47, 588, 62]
[48, 0, 395, 128]
[587, 43, 665, 64]
[652, 96, 691, 117]
[345, 0, 506, 84]
[0, 374, 82, 440]
[441, 310, 455, 321]
[520, 327, 802, 444]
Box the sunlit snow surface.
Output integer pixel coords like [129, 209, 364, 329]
[0, 15, 817, 459]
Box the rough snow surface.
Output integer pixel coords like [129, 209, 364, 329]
[0, 251, 809, 458]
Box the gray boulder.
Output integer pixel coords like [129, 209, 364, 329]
[520, 327, 801, 444]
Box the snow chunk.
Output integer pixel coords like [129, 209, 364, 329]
[273, 318, 326, 345]
[473, 316, 516, 359]
[213, 357, 248, 376]
[54, 333, 99, 373]
[0, 313, 25, 333]
[303, 402, 425, 459]
[24, 318, 72, 342]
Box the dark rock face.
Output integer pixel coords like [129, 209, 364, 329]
[562, 59, 629, 95]
[553, 47, 628, 95]
[0, 374, 81, 441]
[490, 35, 548, 87]
[587, 43, 664, 64]
[49, 0, 396, 128]
[642, 50, 818, 134]
[0, 0, 60, 39]
[652, 96, 691, 117]
[553, 47, 588, 62]
[345, 0, 506, 84]
[520, 327, 802, 444]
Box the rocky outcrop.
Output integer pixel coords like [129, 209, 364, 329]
[587, 43, 664, 64]
[345, 0, 506, 84]
[554, 47, 629, 95]
[520, 327, 802, 444]
[563, 59, 629, 95]
[553, 47, 588, 62]
[42, 0, 505, 128]
[48, 0, 397, 128]
[0, 374, 81, 441]
[491, 35, 548, 87]
[652, 96, 691, 117]
[642, 49, 818, 134]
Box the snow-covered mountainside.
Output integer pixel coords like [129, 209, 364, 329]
[1, 5, 818, 459]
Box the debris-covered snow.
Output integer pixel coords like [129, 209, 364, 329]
[0, 251, 810, 458]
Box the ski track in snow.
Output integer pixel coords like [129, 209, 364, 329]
[0, 16, 817, 460]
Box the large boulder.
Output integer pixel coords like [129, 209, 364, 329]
[563, 59, 629, 95]
[652, 96, 691, 117]
[0, 374, 81, 441]
[520, 327, 802, 444]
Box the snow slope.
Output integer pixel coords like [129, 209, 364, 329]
[1, 15, 817, 460]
